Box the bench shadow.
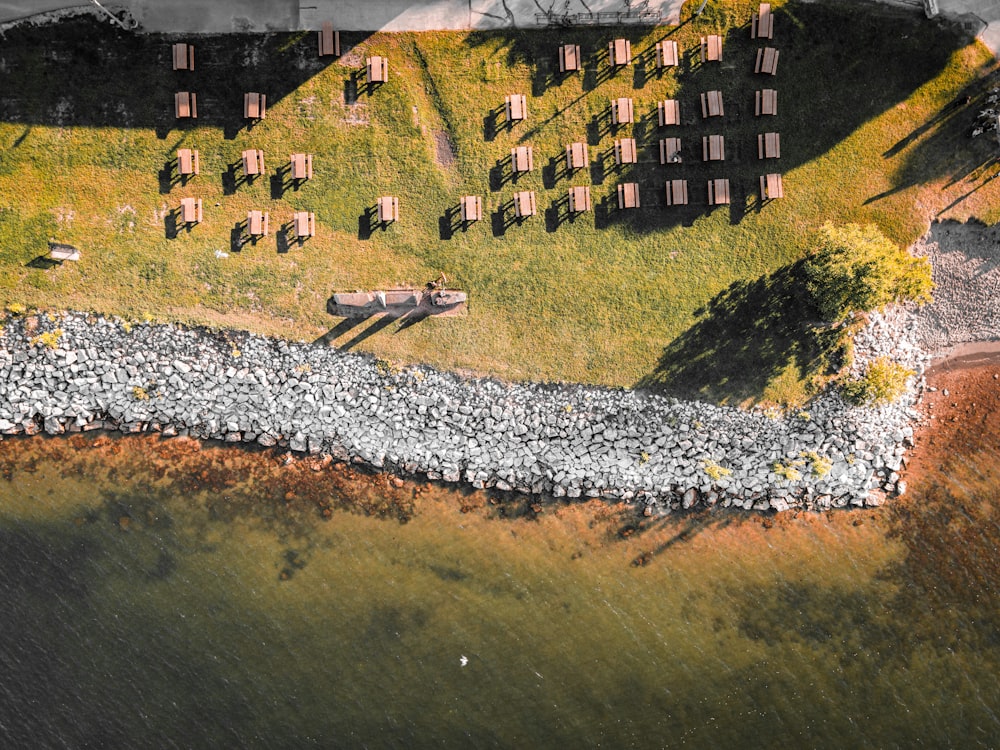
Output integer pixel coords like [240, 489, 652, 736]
[358, 207, 374, 240]
[164, 210, 180, 240]
[26, 256, 60, 269]
[158, 161, 179, 194]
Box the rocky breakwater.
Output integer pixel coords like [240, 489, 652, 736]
[0, 312, 914, 512]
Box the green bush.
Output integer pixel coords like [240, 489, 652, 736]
[804, 223, 933, 322]
[842, 357, 914, 405]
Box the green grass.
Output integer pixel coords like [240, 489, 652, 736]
[0, 1, 996, 405]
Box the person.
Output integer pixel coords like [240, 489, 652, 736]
[426, 273, 448, 291]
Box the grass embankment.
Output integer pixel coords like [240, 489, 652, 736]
[0, 2, 996, 405]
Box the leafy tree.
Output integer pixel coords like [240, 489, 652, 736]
[804, 223, 933, 322]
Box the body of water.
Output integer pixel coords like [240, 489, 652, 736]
[1, 386, 998, 748]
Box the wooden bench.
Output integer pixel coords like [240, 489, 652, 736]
[659, 137, 682, 164]
[701, 90, 724, 118]
[290, 153, 313, 181]
[758, 132, 781, 159]
[617, 182, 640, 209]
[293, 211, 316, 237]
[367, 56, 388, 84]
[242, 149, 265, 177]
[377, 196, 399, 222]
[665, 179, 688, 206]
[614, 138, 637, 165]
[701, 35, 722, 62]
[511, 145, 534, 172]
[505, 94, 527, 123]
[568, 185, 591, 212]
[180, 197, 202, 224]
[513, 190, 537, 218]
[172, 43, 194, 71]
[702, 134, 725, 161]
[566, 141, 588, 171]
[247, 210, 269, 236]
[174, 92, 197, 119]
[460, 196, 483, 222]
[609, 38, 632, 66]
[244, 92, 266, 120]
[707, 178, 731, 205]
[656, 40, 679, 68]
[752, 3, 774, 39]
[319, 22, 340, 57]
[755, 89, 777, 116]
[760, 173, 784, 200]
[611, 97, 634, 125]
[177, 148, 199, 176]
[658, 99, 680, 126]
[755, 47, 779, 75]
[559, 44, 581, 73]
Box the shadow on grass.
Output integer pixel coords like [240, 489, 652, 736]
[26, 256, 60, 270]
[636, 260, 846, 405]
[0, 21, 373, 133]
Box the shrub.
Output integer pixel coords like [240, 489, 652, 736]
[800, 450, 833, 477]
[842, 357, 914, 405]
[30, 329, 62, 349]
[773, 462, 802, 482]
[6, 302, 26, 315]
[804, 223, 933, 322]
[703, 460, 732, 482]
[132, 386, 150, 400]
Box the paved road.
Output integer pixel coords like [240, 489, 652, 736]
[0, 0, 996, 55]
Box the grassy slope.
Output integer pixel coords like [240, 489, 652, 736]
[0, 1, 996, 404]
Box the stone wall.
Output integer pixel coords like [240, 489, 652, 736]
[0, 311, 915, 512]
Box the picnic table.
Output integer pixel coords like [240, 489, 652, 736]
[293, 211, 316, 237]
[177, 148, 199, 176]
[247, 210, 269, 236]
[755, 47, 779, 75]
[755, 89, 777, 116]
[377, 196, 399, 222]
[367, 56, 388, 83]
[702, 135, 725, 161]
[559, 44, 581, 73]
[759, 173, 784, 200]
[617, 182, 640, 209]
[319, 22, 340, 56]
[701, 90, 724, 118]
[656, 40, 679, 68]
[701, 35, 722, 62]
[511, 145, 534, 172]
[658, 99, 680, 126]
[752, 3, 774, 39]
[172, 43, 194, 70]
[758, 132, 781, 159]
[614, 138, 637, 165]
[174, 92, 197, 119]
[505, 94, 527, 122]
[513, 190, 537, 218]
[290, 153, 313, 180]
[180, 197, 202, 224]
[460, 196, 483, 222]
[611, 97, 634, 125]
[609, 38, 632, 66]
[242, 149, 265, 176]
[708, 178, 731, 205]
[660, 137, 682, 164]
[244, 92, 266, 119]
[566, 141, 588, 171]
[665, 179, 689, 206]
[568, 186, 591, 212]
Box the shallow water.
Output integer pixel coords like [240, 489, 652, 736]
[0, 425, 998, 749]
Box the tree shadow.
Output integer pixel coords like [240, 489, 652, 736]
[636, 260, 846, 405]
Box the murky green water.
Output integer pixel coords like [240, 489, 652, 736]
[1, 420, 998, 749]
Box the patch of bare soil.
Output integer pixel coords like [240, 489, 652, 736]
[434, 130, 456, 167]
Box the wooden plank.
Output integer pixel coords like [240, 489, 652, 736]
[367, 56, 388, 83]
[512, 146, 533, 172]
[617, 182, 639, 209]
[559, 44, 580, 72]
[566, 141, 587, 170]
[248, 210, 262, 235]
[611, 38, 631, 65]
[658, 99, 679, 126]
[766, 173, 784, 198]
[615, 138, 636, 164]
[177, 148, 192, 175]
[291, 153, 308, 180]
[656, 40, 678, 67]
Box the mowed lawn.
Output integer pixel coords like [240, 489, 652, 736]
[0, 1, 997, 404]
